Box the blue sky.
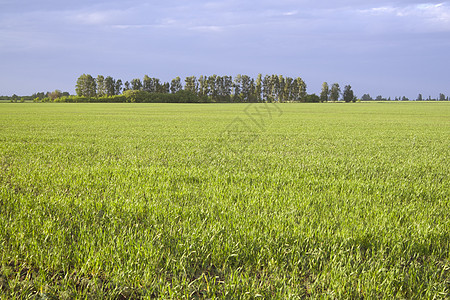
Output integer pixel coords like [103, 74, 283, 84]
[1, 0, 449, 98]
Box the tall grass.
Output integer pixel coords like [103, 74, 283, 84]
[0, 103, 449, 298]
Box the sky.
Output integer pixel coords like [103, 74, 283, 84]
[1, 0, 449, 99]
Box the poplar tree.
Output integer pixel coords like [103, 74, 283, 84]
[131, 78, 142, 91]
[198, 76, 207, 97]
[330, 83, 341, 102]
[96, 75, 106, 97]
[184, 76, 198, 94]
[255, 74, 262, 102]
[343, 85, 355, 102]
[143, 75, 152, 92]
[170, 77, 182, 93]
[105, 76, 116, 96]
[115, 79, 123, 95]
[320, 82, 329, 102]
[262, 75, 272, 102]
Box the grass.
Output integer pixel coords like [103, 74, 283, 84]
[0, 102, 449, 299]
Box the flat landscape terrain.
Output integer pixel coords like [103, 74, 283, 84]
[0, 102, 449, 298]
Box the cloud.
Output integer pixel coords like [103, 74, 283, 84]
[357, 2, 450, 32]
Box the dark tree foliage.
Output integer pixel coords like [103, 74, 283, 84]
[343, 85, 355, 103]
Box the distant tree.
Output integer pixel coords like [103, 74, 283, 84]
[278, 75, 285, 102]
[115, 79, 123, 95]
[439, 93, 446, 101]
[417, 94, 423, 101]
[222, 76, 233, 101]
[184, 76, 198, 94]
[376, 95, 385, 101]
[198, 76, 207, 97]
[48, 90, 62, 101]
[262, 75, 272, 102]
[283, 77, 293, 102]
[255, 74, 262, 102]
[343, 85, 355, 103]
[124, 81, 130, 91]
[207, 75, 218, 100]
[320, 82, 329, 102]
[104, 76, 116, 96]
[76, 74, 96, 97]
[143, 75, 153, 92]
[293, 77, 307, 102]
[96, 75, 106, 96]
[329, 83, 340, 102]
[162, 82, 170, 94]
[361, 94, 372, 101]
[233, 75, 242, 102]
[131, 78, 142, 91]
[154, 78, 163, 93]
[240, 75, 252, 102]
[170, 77, 183, 94]
[305, 93, 320, 103]
[402, 96, 409, 101]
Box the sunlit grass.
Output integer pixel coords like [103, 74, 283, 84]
[0, 102, 449, 298]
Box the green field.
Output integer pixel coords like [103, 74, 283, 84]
[0, 103, 449, 299]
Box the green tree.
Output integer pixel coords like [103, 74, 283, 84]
[143, 75, 153, 92]
[294, 77, 307, 102]
[76, 74, 96, 98]
[283, 77, 293, 102]
[262, 75, 272, 102]
[105, 76, 116, 96]
[207, 75, 218, 100]
[198, 76, 207, 97]
[255, 74, 262, 102]
[320, 82, 329, 102]
[233, 75, 242, 102]
[162, 82, 170, 94]
[96, 75, 106, 97]
[361, 94, 372, 101]
[49, 90, 62, 101]
[124, 81, 130, 91]
[271, 75, 280, 101]
[278, 75, 285, 102]
[343, 85, 355, 103]
[131, 78, 142, 91]
[240, 75, 252, 102]
[222, 76, 233, 101]
[115, 79, 123, 95]
[170, 77, 183, 94]
[184, 76, 198, 94]
[305, 93, 320, 103]
[329, 83, 340, 102]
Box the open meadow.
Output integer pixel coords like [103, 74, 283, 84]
[0, 102, 449, 298]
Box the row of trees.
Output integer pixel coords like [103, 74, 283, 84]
[0, 91, 70, 102]
[320, 83, 356, 103]
[75, 74, 313, 103]
[361, 93, 449, 101]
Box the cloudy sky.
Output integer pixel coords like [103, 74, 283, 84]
[1, 0, 449, 98]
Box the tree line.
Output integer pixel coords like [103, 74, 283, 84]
[4, 74, 447, 102]
[72, 74, 315, 103]
[361, 93, 449, 101]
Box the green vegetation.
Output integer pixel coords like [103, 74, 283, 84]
[71, 74, 311, 103]
[0, 102, 449, 298]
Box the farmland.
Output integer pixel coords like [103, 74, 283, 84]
[0, 102, 449, 298]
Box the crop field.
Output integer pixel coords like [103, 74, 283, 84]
[0, 102, 449, 299]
